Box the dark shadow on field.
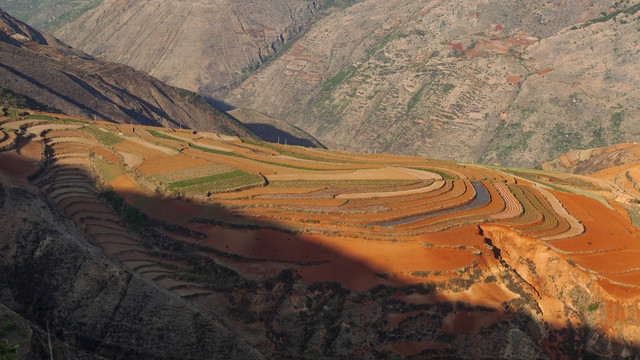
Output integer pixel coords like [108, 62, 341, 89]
[206, 97, 236, 112]
[242, 122, 323, 148]
[0, 157, 637, 359]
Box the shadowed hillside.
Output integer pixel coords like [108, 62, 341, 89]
[0, 9, 256, 138]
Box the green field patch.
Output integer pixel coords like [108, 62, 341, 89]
[25, 114, 54, 120]
[146, 129, 184, 142]
[153, 163, 237, 184]
[171, 170, 249, 188]
[188, 143, 239, 157]
[269, 179, 421, 188]
[56, 118, 88, 124]
[82, 125, 124, 146]
[93, 156, 125, 182]
[180, 172, 264, 193]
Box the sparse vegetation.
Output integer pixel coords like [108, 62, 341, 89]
[147, 129, 184, 142]
[82, 125, 124, 146]
[170, 170, 250, 188]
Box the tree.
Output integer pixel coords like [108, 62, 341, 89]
[0, 338, 19, 360]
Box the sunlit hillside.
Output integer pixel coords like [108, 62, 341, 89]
[2, 108, 640, 357]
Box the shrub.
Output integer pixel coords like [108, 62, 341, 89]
[587, 302, 599, 312]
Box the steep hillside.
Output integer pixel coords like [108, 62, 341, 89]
[0, 9, 255, 137]
[228, 108, 325, 148]
[53, 0, 325, 99]
[226, 0, 639, 167]
[1, 109, 640, 357]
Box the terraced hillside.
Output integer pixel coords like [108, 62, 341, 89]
[2, 109, 640, 358]
[226, 0, 640, 167]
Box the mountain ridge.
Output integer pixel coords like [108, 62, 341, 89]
[0, 9, 256, 137]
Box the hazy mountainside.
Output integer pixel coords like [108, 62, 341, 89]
[53, 0, 325, 100]
[226, 0, 640, 167]
[0, 9, 255, 137]
[0, 0, 101, 31]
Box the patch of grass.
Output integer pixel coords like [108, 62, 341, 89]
[24, 114, 53, 120]
[146, 129, 184, 142]
[550, 123, 584, 156]
[170, 170, 248, 188]
[587, 302, 600, 312]
[0, 87, 60, 112]
[622, 204, 640, 229]
[82, 125, 124, 146]
[41, 0, 103, 32]
[442, 83, 455, 95]
[577, 2, 640, 29]
[188, 143, 238, 157]
[323, 66, 357, 92]
[182, 173, 264, 193]
[0, 338, 19, 360]
[56, 118, 87, 124]
[406, 85, 427, 115]
[93, 156, 125, 182]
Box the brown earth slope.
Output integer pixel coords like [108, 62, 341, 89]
[0, 9, 255, 137]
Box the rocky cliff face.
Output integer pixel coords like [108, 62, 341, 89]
[54, 0, 323, 99]
[0, 9, 255, 136]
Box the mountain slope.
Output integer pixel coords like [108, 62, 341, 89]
[0, 9, 255, 137]
[53, 0, 324, 99]
[225, 0, 639, 167]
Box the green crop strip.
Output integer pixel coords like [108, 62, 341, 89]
[24, 114, 53, 120]
[188, 143, 239, 157]
[146, 129, 184, 142]
[170, 170, 247, 188]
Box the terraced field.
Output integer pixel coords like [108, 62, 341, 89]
[2, 110, 640, 356]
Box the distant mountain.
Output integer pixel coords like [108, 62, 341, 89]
[53, 0, 326, 100]
[225, 0, 640, 167]
[0, 0, 100, 31]
[0, 9, 255, 137]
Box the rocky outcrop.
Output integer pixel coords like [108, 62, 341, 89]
[480, 224, 640, 358]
